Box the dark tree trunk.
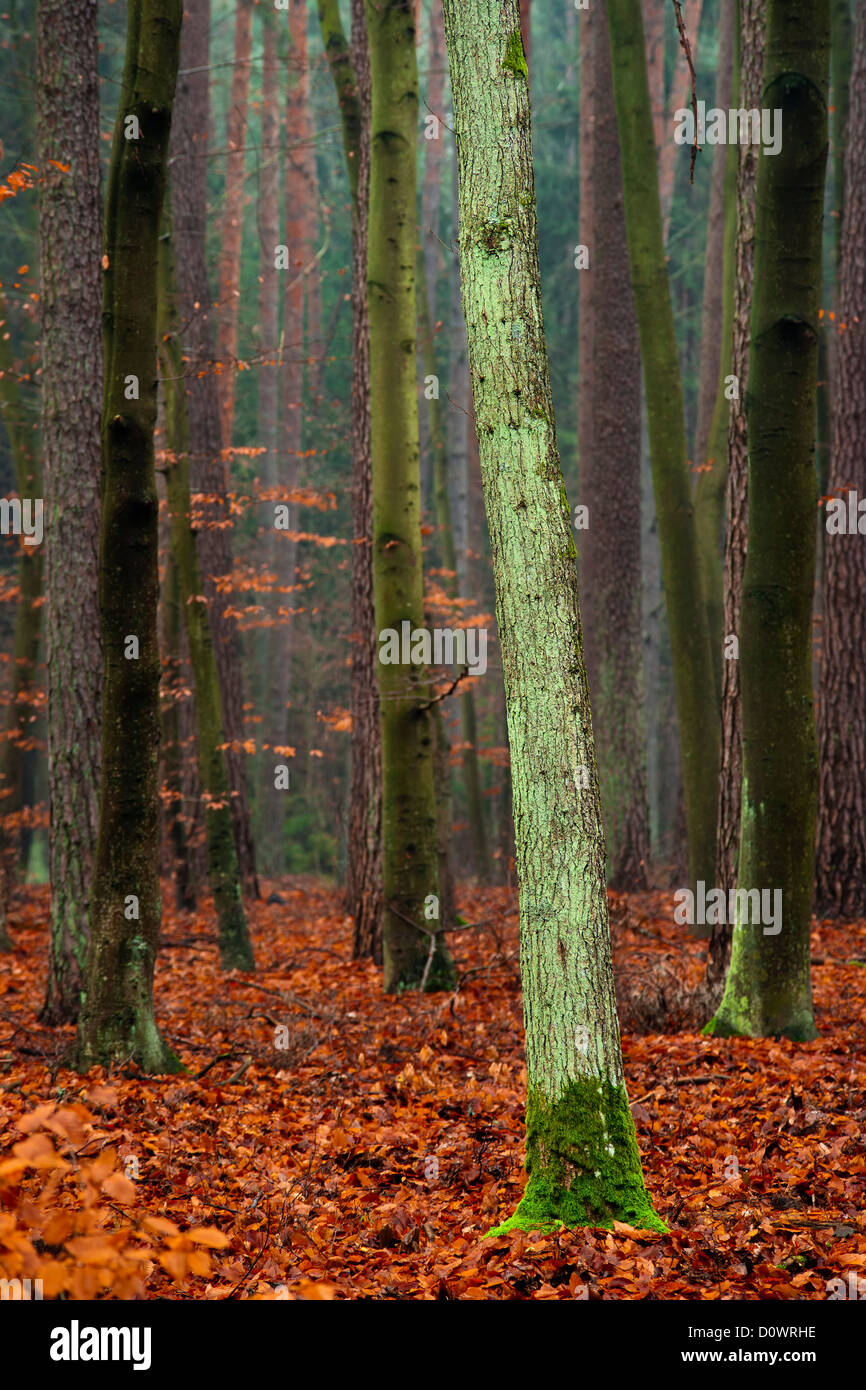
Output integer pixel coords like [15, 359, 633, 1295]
[171, 0, 259, 900]
[73, 0, 183, 1073]
[35, 0, 102, 1018]
[816, 0, 866, 920]
[580, 0, 649, 891]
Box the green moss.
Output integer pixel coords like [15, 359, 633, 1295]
[488, 1076, 667, 1237]
[501, 29, 528, 81]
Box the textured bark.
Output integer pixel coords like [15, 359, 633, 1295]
[710, 0, 829, 1041]
[607, 0, 719, 889]
[256, 5, 283, 873]
[171, 0, 258, 898]
[577, 17, 594, 498]
[216, 0, 253, 452]
[518, 0, 530, 73]
[658, 0, 703, 243]
[159, 208, 254, 970]
[159, 549, 195, 913]
[419, 250, 490, 881]
[709, 0, 764, 996]
[446, 156, 470, 598]
[693, 1, 736, 707]
[35, 0, 102, 1018]
[319, 0, 382, 959]
[73, 0, 183, 1073]
[816, 0, 866, 920]
[365, 0, 454, 992]
[443, 0, 663, 1235]
[580, 2, 649, 892]
[0, 310, 44, 953]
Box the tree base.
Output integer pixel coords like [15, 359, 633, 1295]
[703, 1009, 818, 1042]
[488, 1077, 668, 1238]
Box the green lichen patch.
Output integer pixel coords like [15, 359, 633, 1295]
[488, 1076, 667, 1237]
[501, 29, 528, 81]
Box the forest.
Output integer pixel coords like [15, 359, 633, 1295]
[0, 0, 863, 1333]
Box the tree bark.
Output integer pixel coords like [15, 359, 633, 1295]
[365, 0, 454, 992]
[709, 0, 829, 1041]
[216, 0, 253, 453]
[607, 0, 719, 890]
[35, 0, 102, 1016]
[692, 0, 736, 708]
[579, 1, 649, 892]
[708, 0, 764, 992]
[73, 0, 183, 1073]
[816, 0, 866, 920]
[171, 0, 259, 899]
[443, 0, 664, 1235]
[318, 0, 382, 959]
[159, 202, 255, 970]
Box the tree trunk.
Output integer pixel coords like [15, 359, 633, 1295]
[579, 0, 649, 892]
[692, 0, 736, 707]
[159, 203, 255, 970]
[708, 0, 764, 992]
[35, 0, 102, 1016]
[709, 0, 829, 1042]
[318, 0, 382, 959]
[171, 0, 258, 899]
[365, 0, 454, 992]
[216, 0, 253, 453]
[159, 547, 196, 912]
[816, 0, 866, 920]
[658, 0, 702, 243]
[641, 0, 664, 156]
[0, 313, 44, 952]
[443, 0, 664, 1235]
[607, 0, 719, 890]
[257, 4, 283, 874]
[73, 0, 183, 1073]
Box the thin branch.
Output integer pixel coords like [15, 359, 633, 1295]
[671, 0, 699, 184]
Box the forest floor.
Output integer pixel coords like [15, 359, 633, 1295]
[1, 879, 864, 1300]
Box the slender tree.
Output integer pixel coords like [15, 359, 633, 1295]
[35, 0, 103, 1018]
[708, 0, 764, 992]
[364, 0, 454, 991]
[318, 0, 382, 959]
[579, 0, 649, 890]
[171, 0, 259, 899]
[816, 0, 866, 919]
[709, 0, 829, 1041]
[0, 306, 43, 951]
[606, 0, 719, 889]
[159, 201, 254, 971]
[216, 0, 253, 452]
[74, 0, 183, 1072]
[442, 0, 664, 1234]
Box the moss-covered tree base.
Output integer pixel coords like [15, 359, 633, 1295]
[703, 1008, 818, 1043]
[74, 1017, 183, 1075]
[488, 1078, 667, 1237]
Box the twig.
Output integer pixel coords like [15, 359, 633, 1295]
[226, 978, 336, 1022]
[193, 1051, 237, 1081]
[671, 0, 699, 184]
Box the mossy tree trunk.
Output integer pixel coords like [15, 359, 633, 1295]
[159, 547, 195, 913]
[579, 1, 649, 891]
[35, 0, 103, 1017]
[365, 0, 454, 992]
[73, 0, 183, 1073]
[158, 206, 255, 971]
[606, 0, 720, 889]
[816, 0, 866, 920]
[442, 0, 664, 1235]
[708, 0, 764, 996]
[318, 0, 383, 960]
[709, 0, 829, 1041]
